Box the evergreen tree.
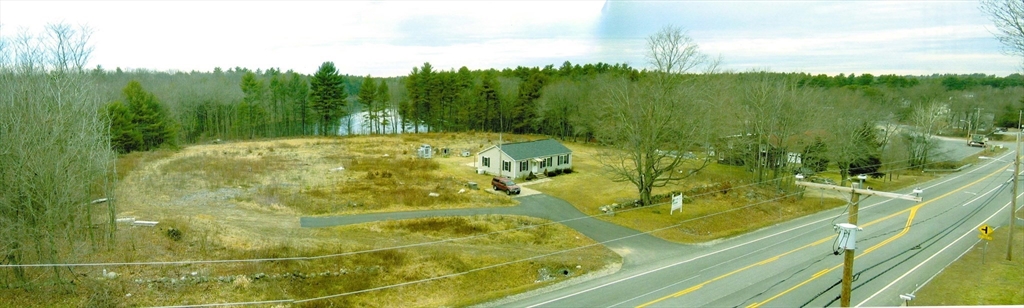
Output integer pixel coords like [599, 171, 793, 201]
[239, 71, 267, 139]
[477, 70, 501, 131]
[358, 75, 377, 133]
[287, 72, 310, 135]
[512, 70, 546, 133]
[122, 80, 176, 150]
[309, 61, 347, 136]
[102, 100, 143, 153]
[375, 79, 391, 134]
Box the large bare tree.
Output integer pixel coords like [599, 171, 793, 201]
[592, 26, 718, 206]
[981, 0, 1024, 57]
[735, 72, 823, 184]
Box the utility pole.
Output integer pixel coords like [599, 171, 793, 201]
[841, 191, 860, 308]
[1009, 110, 1020, 261]
[795, 181, 922, 307]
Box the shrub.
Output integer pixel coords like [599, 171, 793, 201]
[526, 172, 537, 181]
[563, 168, 573, 174]
[166, 227, 183, 241]
[546, 170, 557, 177]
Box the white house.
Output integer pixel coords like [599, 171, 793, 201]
[476, 139, 573, 179]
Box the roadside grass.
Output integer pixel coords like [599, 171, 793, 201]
[532, 140, 992, 243]
[914, 225, 1024, 305]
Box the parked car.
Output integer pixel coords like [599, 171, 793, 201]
[491, 177, 521, 195]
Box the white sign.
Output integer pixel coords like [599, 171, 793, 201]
[670, 194, 683, 215]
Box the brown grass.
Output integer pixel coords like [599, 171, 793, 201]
[532, 140, 952, 243]
[0, 214, 616, 307]
[0, 134, 620, 307]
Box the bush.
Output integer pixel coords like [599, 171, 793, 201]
[166, 227, 183, 241]
[563, 168, 573, 174]
[546, 170, 557, 177]
[526, 172, 537, 181]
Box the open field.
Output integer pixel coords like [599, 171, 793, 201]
[0, 133, 619, 307]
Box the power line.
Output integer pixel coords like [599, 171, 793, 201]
[158, 191, 809, 307]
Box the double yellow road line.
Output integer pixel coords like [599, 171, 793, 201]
[639, 165, 1005, 308]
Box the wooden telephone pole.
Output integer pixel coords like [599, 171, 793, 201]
[1009, 110, 1020, 261]
[795, 180, 922, 307]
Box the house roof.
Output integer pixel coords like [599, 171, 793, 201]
[480, 139, 572, 161]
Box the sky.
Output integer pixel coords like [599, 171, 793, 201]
[0, 0, 1020, 77]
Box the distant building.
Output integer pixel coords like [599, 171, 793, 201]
[476, 139, 572, 179]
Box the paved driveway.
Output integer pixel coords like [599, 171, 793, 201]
[300, 194, 681, 267]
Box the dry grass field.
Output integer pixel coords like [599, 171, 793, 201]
[0, 133, 619, 307]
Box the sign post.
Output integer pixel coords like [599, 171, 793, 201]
[670, 194, 683, 215]
[979, 224, 994, 264]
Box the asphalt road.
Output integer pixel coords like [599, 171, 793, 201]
[301, 136, 1018, 307]
[495, 148, 1020, 307]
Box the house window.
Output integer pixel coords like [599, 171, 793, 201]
[561, 154, 570, 165]
[519, 161, 528, 172]
[546, 157, 553, 167]
[503, 161, 511, 172]
[482, 157, 490, 167]
[540, 160, 545, 168]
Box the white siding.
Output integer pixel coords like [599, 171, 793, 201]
[476, 146, 574, 179]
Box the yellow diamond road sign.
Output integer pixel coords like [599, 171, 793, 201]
[979, 224, 993, 236]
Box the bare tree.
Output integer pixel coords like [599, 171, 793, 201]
[0, 23, 113, 285]
[735, 72, 822, 184]
[592, 26, 718, 206]
[981, 0, 1024, 57]
[646, 25, 709, 77]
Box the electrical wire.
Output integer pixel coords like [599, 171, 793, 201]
[153, 191, 809, 307]
[0, 176, 789, 269]
[2, 140, 1005, 307]
[806, 171, 1012, 307]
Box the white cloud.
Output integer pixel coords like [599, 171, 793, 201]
[1, 1, 1018, 76]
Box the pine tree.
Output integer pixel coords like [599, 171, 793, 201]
[375, 79, 391, 134]
[103, 100, 143, 153]
[358, 75, 377, 134]
[122, 80, 175, 150]
[309, 62, 346, 136]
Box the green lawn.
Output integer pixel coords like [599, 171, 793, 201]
[914, 225, 1024, 305]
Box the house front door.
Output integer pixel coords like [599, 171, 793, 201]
[531, 161, 538, 174]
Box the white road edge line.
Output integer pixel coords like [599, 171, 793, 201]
[605, 275, 701, 308]
[526, 153, 1009, 308]
[855, 196, 1015, 306]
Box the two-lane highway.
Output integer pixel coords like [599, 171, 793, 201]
[496, 150, 1018, 307]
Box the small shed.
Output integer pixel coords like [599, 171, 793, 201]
[417, 144, 432, 159]
[476, 139, 572, 179]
